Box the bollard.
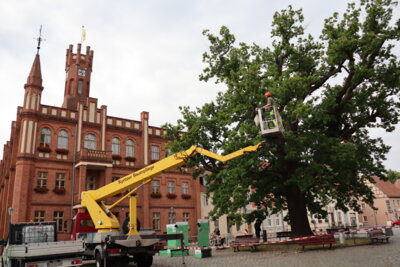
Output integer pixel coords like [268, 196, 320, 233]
[338, 230, 346, 244]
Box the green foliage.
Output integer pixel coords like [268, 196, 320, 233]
[164, 0, 400, 235]
[387, 169, 400, 183]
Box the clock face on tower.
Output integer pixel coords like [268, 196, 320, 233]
[78, 69, 86, 77]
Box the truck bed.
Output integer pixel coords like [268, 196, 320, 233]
[5, 240, 85, 259]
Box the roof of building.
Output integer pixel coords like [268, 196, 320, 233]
[372, 176, 400, 198]
[26, 54, 42, 86]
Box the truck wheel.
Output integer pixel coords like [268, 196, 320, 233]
[95, 252, 104, 267]
[135, 254, 153, 267]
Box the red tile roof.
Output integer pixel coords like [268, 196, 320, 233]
[372, 177, 400, 197]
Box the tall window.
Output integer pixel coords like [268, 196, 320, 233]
[183, 212, 189, 222]
[40, 128, 51, 145]
[169, 212, 176, 224]
[54, 211, 64, 232]
[77, 80, 83, 95]
[151, 145, 160, 160]
[386, 200, 392, 212]
[275, 215, 281, 226]
[152, 180, 160, 193]
[167, 181, 175, 193]
[152, 212, 160, 230]
[86, 176, 95, 190]
[84, 134, 97, 150]
[55, 173, 65, 188]
[37, 172, 48, 188]
[57, 130, 68, 149]
[126, 139, 134, 157]
[111, 137, 120, 155]
[31, 93, 36, 109]
[34, 211, 45, 222]
[203, 194, 209, 206]
[182, 182, 189, 194]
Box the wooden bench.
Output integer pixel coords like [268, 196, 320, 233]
[276, 231, 292, 239]
[296, 234, 336, 250]
[232, 237, 260, 252]
[368, 229, 390, 243]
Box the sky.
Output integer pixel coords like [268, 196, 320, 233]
[0, 0, 399, 170]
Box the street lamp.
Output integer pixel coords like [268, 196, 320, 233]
[170, 207, 174, 224]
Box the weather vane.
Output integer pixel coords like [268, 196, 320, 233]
[35, 25, 46, 55]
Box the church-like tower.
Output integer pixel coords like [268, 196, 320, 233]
[62, 44, 94, 110]
[0, 41, 200, 242]
[12, 53, 44, 222]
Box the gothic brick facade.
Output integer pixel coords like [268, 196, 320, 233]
[0, 44, 201, 241]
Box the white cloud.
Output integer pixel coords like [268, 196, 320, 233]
[0, 0, 399, 170]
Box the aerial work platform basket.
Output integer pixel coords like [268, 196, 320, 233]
[254, 106, 284, 137]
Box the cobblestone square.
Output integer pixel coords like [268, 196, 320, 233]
[152, 228, 400, 267]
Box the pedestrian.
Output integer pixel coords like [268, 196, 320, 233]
[254, 219, 262, 239]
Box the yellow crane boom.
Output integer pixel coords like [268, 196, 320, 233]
[81, 143, 263, 234]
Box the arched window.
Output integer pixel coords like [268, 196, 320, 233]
[31, 93, 36, 109]
[111, 137, 120, 155]
[40, 128, 51, 145]
[77, 80, 83, 95]
[84, 134, 97, 150]
[126, 139, 134, 157]
[57, 130, 68, 149]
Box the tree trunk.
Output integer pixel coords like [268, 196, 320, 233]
[285, 184, 313, 237]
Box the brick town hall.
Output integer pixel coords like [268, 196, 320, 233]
[0, 43, 201, 240]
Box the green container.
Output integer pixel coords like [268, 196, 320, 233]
[195, 248, 212, 259]
[159, 222, 189, 257]
[159, 249, 189, 257]
[166, 222, 189, 248]
[197, 219, 210, 247]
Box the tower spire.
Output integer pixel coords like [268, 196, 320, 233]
[35, 25, 45, 55]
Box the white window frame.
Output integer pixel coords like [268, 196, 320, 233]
[34, 210, 45, 222]
[167, 181, 175, 193]
[112, 137, 120, 155]
[151, 145, 160, 160]
[182, 182, 189, 194]
[84, 134, 97, 150]
[40, 128, 51, 145]
[37, 172, 47, 188]
[183, 212, 189, 222]
[126, 139, 135, 157]
[54, 211, 64, 232]
[55, 173, 65, 188]
[168, 212, 176, 224]
[153, 212, 160, 230]
[152, 180, 160, 193]
[57, 130, 68, 149]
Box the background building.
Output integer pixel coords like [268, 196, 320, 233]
[359, 177, 400, 226]
[0, 44, 201, 241]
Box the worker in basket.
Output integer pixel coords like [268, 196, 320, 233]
[262, 92, 278, 130]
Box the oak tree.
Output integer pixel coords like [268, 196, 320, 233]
[164, 0, 400, 236]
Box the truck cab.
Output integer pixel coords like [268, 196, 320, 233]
[70, 212, 96, 240]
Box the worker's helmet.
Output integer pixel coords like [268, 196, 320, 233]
[265, 92, 272, 98]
